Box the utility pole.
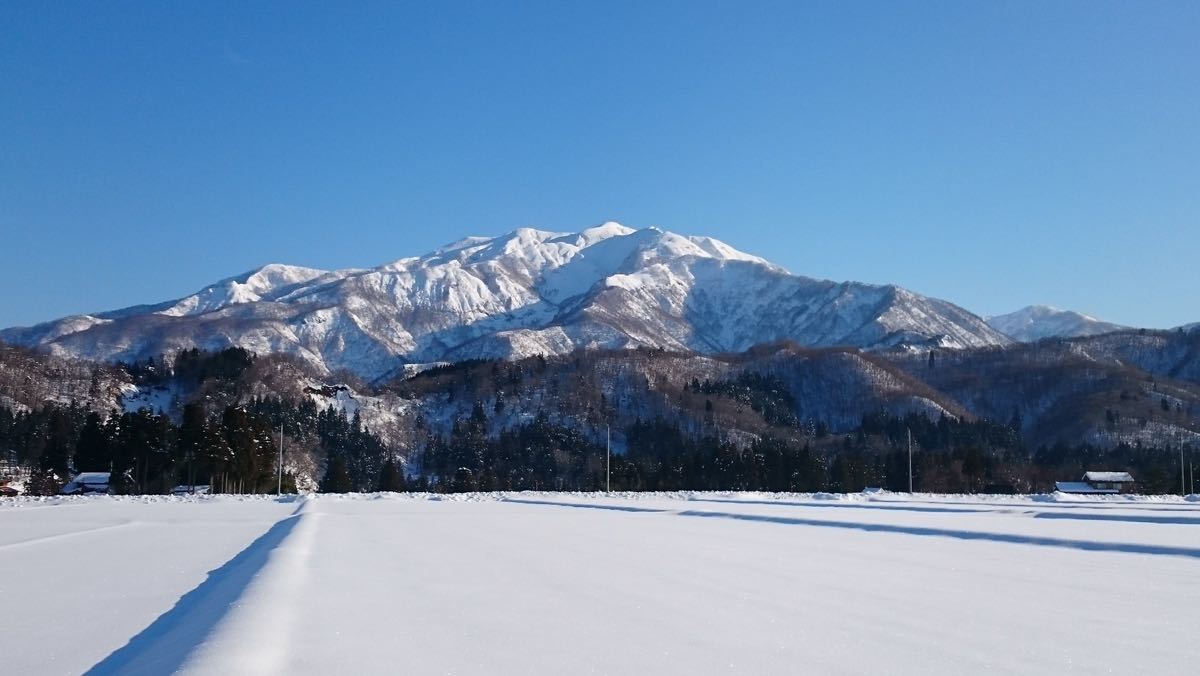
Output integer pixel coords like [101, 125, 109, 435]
[1182, 442, 1187, 497]
[606, 423, 611, 493]
[907, 427, 913, 493]
[277, 423, 284, 496]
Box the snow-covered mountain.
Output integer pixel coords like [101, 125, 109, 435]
[986, 305, 1128, 342]
[1, 223, 1010, 378]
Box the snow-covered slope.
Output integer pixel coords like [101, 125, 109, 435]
[986, 305, 1128, 342]
[1, 223, 1009, 378]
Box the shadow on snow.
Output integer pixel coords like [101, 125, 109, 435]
[1032, 511, 1200, 526]
[676, 510, 1200, 559]
[85, 503, 306, 675]
[503, 498, 668, 513]
[688, 497, 985, 515]
[869, 498, 1200, 512]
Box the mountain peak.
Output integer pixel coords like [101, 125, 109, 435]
[987, 305, 1127, 342]
[1, 222, 1009, 376]
[157, 263, 330, 318]
[581, 221, 635, 238]
[510, 226, 558, 240]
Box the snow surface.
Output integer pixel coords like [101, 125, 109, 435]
[1053, 481, 1115, 494]
[122, 383, 179, 414]
[0, 496, 297, 674]
[986, 305, 1128, 342]
[1082, 471, 1134, 483]
[158, 264, 336, 317]
[2, 491, 1198, 674]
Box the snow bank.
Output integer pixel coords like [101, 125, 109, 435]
[303, 489, 1200, 504]
[0, 493, 302, 509]
[8, 489, 1193, 510]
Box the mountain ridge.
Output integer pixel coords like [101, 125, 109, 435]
[2, 222, 1012, 377]
[986, 305, 1129, 342]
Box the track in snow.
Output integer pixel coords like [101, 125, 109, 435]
[2, 492, 1198, 675]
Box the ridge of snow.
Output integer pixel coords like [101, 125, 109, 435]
[158, 264, 333, 317]
[986, 305, 1129, 342]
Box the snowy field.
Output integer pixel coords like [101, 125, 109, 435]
[2, 492, 1198, 675]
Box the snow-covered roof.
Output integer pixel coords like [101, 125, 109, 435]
[72, 472, 111, 485]
[1055, 482, 1117, 494]
[61, 472, 111, 495]
[1083, 472, 1134, 483]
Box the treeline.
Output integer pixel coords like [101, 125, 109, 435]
[2, 399, 1192, 495]
[420, 404, 601, 491]
[0, 397, 398, 496]
[416, 407, 1192, 495]
[242, 397, 396, 493]
[0, 346, 404, 496]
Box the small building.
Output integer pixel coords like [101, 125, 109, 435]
[60, 472, 111, 495]
[1055, 471, 1136, 495]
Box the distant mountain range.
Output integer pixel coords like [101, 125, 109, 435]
[2, 223, 1009, 377]
[985, 305, 1128, 342]
[0, 223, 1180, 379]
[1, 220, 1197, 460]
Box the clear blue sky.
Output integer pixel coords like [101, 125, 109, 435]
[2, 1, 1197, 329]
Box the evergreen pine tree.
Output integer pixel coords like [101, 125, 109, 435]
[177, 402, 206, 489]
[40, 408, 73, 482]
[320, 456, 353, 493]
[377, 457, 407, 492]
[74, 412, 110, 472]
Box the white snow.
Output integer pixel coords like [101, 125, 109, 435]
[1054, 481, 1114, 494]
[2, 491, 1198, 674]
[987, 305, 1128, 342]
[122, 383, 179, 414]
[60, 472, 111, 494]
[303, 382, 408, 445]
[159, 264, 333, 317]
[1082, 471, 1134, 483]
[0, 496, 298, 674]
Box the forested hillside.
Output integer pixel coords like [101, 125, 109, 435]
[1, 331, 1198, 495]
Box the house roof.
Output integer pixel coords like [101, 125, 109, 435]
[1056, 482, 1118, 494]
[60, 472, 111, 495]
[73, 472, 111, 484]
[1083, 471, 1134, 483]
